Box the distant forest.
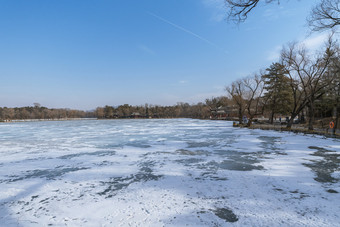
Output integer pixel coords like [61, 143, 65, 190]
[0, 102, 212, 121]
[0, 103, 95, 121]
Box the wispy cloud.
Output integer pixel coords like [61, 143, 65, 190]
[158, 86, 225, 105]
[244, 26, 261, 32]
[201, 0, 226, 22]
[301, 33, 329, 52]
[262, 5, 297, 21]
[138, 44, 156, 55]
[147, 11, 221, 50]
[179, 80, 188, 84]
[266, 45, 282, 62]
[266, 32, 334, 62]
[187, 91, 225, 103]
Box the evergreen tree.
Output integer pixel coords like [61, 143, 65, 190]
[262, 62, 293, 124]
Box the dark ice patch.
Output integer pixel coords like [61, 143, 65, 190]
[125, 142, 151, 148]
[98, 161, 162, 198]
[176, 158, 204, 166]
[208, 176, 228, 181]
[327, 189, 338, 193]
[213, 149, 240, 157]
[59, 150, 116, 159]
[218, 160, 264, 171]
[193, 171, 228, 181]
[98, 175, 134, 196]
[258, 136, 286, 155]
[213, 208, 238, 222]
[31, 195, 39, 201]
[99, 173, 162, 198]
[176, 149, 207, 156]
[187, 141, 217, 148]
[7, 166, 88, 182]
[303, 146, 340, 183]
[202, 155, 264, 171]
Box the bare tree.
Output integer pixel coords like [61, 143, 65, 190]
[226, 75, 264, 125]
[281, 35, 337, 130]
[308, 0, 340, 32]
[242, 73, 265, 126]
[324, 40, 340, 133]
[226, 79, 246, 124]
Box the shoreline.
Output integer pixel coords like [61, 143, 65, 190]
[0, 117, 195, 123]
[0, 118, 97, 123]
[246, 123, 340, 139]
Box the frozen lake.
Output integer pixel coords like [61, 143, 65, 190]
[0, 119, 339, 226]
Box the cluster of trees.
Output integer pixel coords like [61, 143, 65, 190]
[0, 100, 232, 122]
[226, 35, 340, 132]
[0, 103, 94, 121]
[223, 0, 340, 133]
[0, 102, 224, 121]
[95, 102, 211, 119]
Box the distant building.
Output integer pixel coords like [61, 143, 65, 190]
[210, 106, 228, 120]
[131, 112, 141, 118]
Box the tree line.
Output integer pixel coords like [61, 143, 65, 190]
[95, 102, 211, 119]
[0, 103, 94, 121]
[0, 102, 213, 121]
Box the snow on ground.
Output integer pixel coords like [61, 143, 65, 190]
[0, 119, 339, 226]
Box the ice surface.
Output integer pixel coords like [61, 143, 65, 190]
[0, 119, 339, 226]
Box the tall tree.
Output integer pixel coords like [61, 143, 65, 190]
[262, 62, 293, 124]
[104, 105, 114, 118]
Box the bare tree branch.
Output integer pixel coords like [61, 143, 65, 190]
[308, 0, 340, 32]
[225, 0, 340, 32]
[225, 0, 280, 22]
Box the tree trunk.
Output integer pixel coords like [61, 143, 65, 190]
[286, 113, 298, 129]
[333, 109, 339, 134]
[247, 113, 254, 127]
[247, 118, 253, 127]
[333, 101, 339, 134]
[269, 110, 274, 124]
[308, 102, 315, 131]
[238, 107, 243, 124]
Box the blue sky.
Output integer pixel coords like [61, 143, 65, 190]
[0, 0, 325, 110]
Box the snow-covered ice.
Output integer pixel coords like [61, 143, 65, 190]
[0, 119, 339, 226]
